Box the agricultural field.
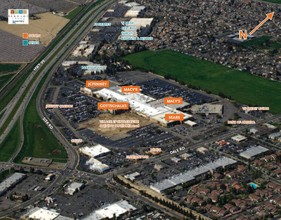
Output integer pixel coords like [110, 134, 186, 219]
[0, 0, 87, 17]
[0, 64, 21, 74]
[124, 50, 281, 113]
[23, 0, 78, 13]
[0, 12, 68, 62]
[0, 0, 46, 18]
[0, 74, 14, 87]
[0, 13, 69, 46]
[0, 30, 44, 63]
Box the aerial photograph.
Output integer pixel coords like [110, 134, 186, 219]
[0, 0, 281, 219]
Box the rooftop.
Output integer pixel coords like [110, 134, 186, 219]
[79, 144, 111, 158]
[150, 157, 237, 193]
[83, 200, 136, 219]
[0, 172, 26, 195]
[240, 145, 269, 159]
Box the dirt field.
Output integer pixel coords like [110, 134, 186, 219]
[0, 0, 87, 17]
[0, 30, 44, 63]
[23, 0, 79, 13]
[0, 0, 47, 18]
[0, 12, 69, 46]
[79, 112, 151, 140]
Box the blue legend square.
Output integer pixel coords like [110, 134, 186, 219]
[19, 9, 23, 14]
[22, 40, 29, 46]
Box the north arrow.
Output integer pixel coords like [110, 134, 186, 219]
[250, 12, 274, 35]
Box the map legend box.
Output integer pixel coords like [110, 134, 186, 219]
[8, 9, 29, 25]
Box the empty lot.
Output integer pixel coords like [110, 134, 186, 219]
[0, 30, 44, 63]
[0, 13, 69, 46]
[79, 112, 151, 140]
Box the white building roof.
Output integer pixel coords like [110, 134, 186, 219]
[83, 200, 136, 219]
[231, 134, 247, 142]
[55, 216, 73, 220]
[79, 144, 110, 158]
[62, 61, 94, 67]
[151, 110, 192, 125]
[119, 0, 128, 4]
[62, 61, 77, 67]
[129, 18, 153, 29]
[28, 207, 60, 220]
[94, 87, 193, 125]
[149, 98, 189, 110]
[95, 87, 154, 104]
[125, 6, 146, 17]
[95, 87, 128, 102]
[124, 2, 140, 7]
[68, 182, 83, 190]
[263, 123, 277, 129]
[184, 120, 197, 126]
[124, 172, 140, 181]
[86, 158, 110, 173]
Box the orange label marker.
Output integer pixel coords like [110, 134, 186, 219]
[86, 80, 109, 88]
[165, 113, 184, 121]
[22, 33, 28, 39]
[98, 102, 129, 110]
[239, 30, 247, 40]
[121, 86, 140, 93]
[164, 97, 183, 105]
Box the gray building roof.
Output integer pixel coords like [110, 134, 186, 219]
[0, 172, 26, 195]
[239, 145, 269, 159]
[150, 157, 236, 193]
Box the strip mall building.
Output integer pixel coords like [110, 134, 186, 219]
[92, 86, 195, 127]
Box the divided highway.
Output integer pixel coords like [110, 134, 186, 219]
[0, 0, 115, 216]
[0, 0, 114, 149]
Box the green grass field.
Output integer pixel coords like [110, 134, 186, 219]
[0, 64, 21, 74]
[0, 74, 14, 87]
[14, 74, 67, 163]
[124, 50, 281, 113]
[65, 6, 85, 20]
[262, 0, 281, 3]
[241, 36, 281, 54]
[0, 119, 21, 162]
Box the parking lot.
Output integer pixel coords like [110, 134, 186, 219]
[0, 173, 50, 212]
[56, 86, 101, 126]
[138, 151, 219, 187]
[41, 183, 121, 218]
